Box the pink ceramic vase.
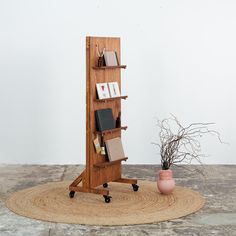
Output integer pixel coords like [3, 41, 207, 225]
[157, 169, 175, 194]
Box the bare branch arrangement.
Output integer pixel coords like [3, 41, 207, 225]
[96, 44, 105, 58]
[96, 44, 105, 67]
[152, 115, 224, 171]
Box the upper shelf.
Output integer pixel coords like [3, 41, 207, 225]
[93, 65, 127, 70]
[95, 95, 128, 103]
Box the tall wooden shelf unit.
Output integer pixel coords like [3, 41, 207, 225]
[69, 36, 138, 203]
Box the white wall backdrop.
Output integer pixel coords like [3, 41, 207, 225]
[0, 0, 235, 164]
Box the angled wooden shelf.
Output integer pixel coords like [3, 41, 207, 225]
[95, 95, 128, 103]
[93, 65, 127, 70]
[69, 36, 138, 203]
[95, 126, 128, 135]
[93, 157, 128, 169]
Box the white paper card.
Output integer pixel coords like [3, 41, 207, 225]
[96, 83, 110, 99]
[108, 82, 120, 98]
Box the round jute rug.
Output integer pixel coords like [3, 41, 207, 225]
[6, 181, 204, 225]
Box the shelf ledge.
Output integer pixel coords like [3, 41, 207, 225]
[95, 126, 128, 135]
[95, 96, 128, 102]
[93, 65, 127, 70]
[93, 157, 128, 168]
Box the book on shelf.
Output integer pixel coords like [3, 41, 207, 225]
[95, 108, 115, 132]
[105, 137, 125, 162]
[96, 83, 110, 99]
[108, 82, 121, 98]
[93, 136, 101, 154]
[104, 51, 119, 66]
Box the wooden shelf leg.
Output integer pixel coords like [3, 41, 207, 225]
[69, 186, 109, 196]
[113, 178, 137, 185]
[69, 170, 85, 188]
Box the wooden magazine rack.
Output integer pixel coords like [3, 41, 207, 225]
[69, 36, 138, 203]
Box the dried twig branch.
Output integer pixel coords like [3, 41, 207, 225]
[153, 115, 226, 174]
[96, 44, 105, 57]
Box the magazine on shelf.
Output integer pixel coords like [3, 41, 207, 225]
[104, 51, 119, 66]
[95, 108, 115, 131]
[105, 137, 125, 161]
[96, 83, 110, 99]
[108, 82, 121, 98]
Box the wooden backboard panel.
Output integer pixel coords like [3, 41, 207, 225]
[86, 37, 122, 188]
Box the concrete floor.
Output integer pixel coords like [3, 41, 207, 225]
[0, 165, 236, 236]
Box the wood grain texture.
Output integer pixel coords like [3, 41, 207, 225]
[88, 37, 122, 187]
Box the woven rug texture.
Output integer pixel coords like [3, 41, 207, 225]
[6, 180, 204, 225]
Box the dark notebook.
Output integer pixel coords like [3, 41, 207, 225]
[95, 108, 115, 132]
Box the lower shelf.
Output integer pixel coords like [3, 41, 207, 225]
[93, 157, 128, 168]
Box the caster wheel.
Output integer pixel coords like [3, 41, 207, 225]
[69, 191, 75, 198]
[103, 195, 112, 203]
[103, 183, 108, 188]
[132, 184, 139, 192]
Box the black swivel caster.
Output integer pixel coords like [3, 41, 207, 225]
[132, 184, 139, 192]
[103, 195, 112, 203]
[103, 183, 108, 188]
[69, 191, 75, 198]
